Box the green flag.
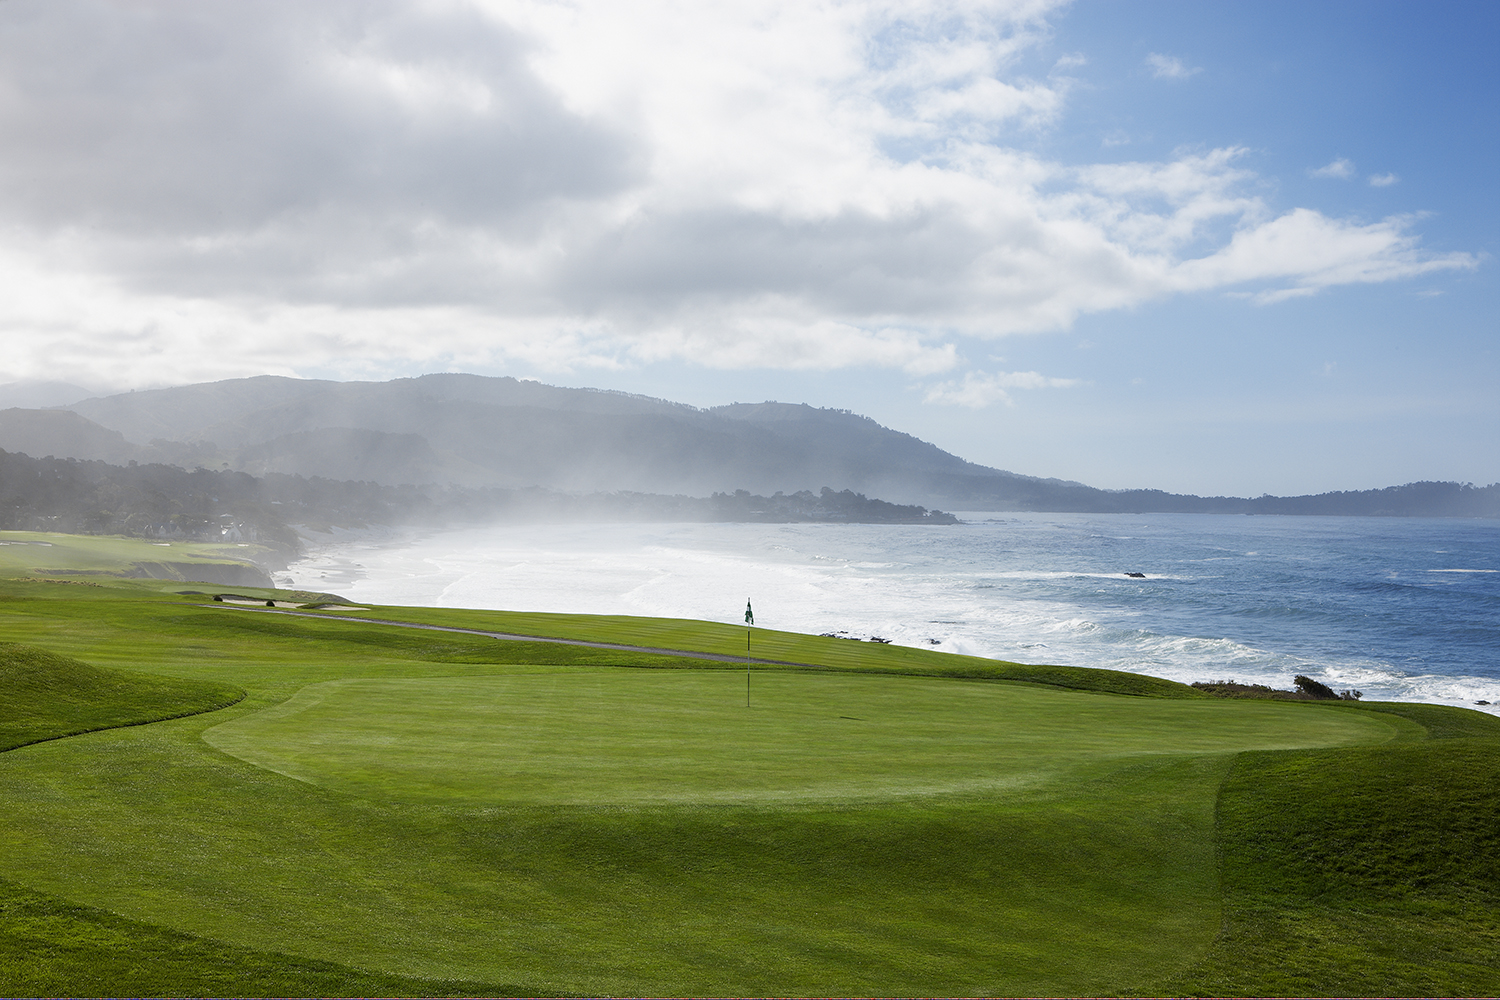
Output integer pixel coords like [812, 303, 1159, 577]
[744, 600, 754, 625]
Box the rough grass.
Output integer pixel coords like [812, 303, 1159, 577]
[1153, 703, 1500, 997]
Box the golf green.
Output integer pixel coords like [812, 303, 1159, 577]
[0, 664, 1408, 995]
[203, 668, 1405, 806]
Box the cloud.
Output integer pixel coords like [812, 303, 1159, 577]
[0, 0, 1478, 389]
[1310, 158, 1356, 179]
[0, 1, 638, 237]
[1145, 53, 1201, 80]
[1369, 173, 1400, 187]
[923, 369, 1080, 408]
[1175, 209, 1475, 303]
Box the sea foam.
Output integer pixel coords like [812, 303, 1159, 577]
[281, 513, 1500, 714]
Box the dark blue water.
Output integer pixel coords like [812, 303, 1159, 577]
[946, 514, 1500, 706]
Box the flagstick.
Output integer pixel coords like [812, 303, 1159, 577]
[744, 598, 754, 708]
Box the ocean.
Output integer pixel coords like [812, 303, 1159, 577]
[279, 512, 1500, 712]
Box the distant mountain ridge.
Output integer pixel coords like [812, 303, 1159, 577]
[56, 373, 1052, 499]
[0, 373, 1493, 518]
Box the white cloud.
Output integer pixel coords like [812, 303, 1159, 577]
[1175, 209, 1472, 303]
[1369, 172, 1400, 187]
[1310, 158, 1356, 179]
[923, 369, 1080, 408]
[0, 0, 1478, 389]
[1145, 53, 1201, 80]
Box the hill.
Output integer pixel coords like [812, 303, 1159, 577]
[0, 373, 1490, 516]
[0, 408, 142, 465]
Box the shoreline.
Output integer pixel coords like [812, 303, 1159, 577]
[273, 515, 1500, 716]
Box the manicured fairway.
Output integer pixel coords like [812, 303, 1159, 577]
[0, 530, 277, 581]
[1, 574, 1497, 997]
[204, 669, 1402, 806]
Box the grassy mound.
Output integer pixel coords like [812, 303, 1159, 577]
[0, 643, 243, 751]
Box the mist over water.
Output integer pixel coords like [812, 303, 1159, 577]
[281, 513, 1500, 713]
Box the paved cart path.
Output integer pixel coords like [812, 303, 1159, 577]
[203, 604, 814, 667]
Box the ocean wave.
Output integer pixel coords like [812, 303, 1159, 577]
[281, 516, 1500, 715]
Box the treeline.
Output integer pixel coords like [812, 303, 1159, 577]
[929, 475, 1500, 517]
[0, 450, 305, 554]
[0, 451, 955, 555]
[704, 488, 957, 524]
[443, 487, 954, 524]
[1239, 480, 1500, 517]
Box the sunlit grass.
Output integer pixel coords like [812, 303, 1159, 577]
[203, 669, 1399, 806]
[0, 570, 1497, 996]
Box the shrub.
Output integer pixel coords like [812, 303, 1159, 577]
[1293, 675, 1339, 700]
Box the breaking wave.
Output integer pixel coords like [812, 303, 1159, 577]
[282, 512, 1500, 714]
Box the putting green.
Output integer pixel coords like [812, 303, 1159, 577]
[0, 629, 1419, 997]
[202, 668, 1405, 806]
[0, 663, 1415, 996]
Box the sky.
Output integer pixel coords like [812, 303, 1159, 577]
[0, 0, 1494, 496]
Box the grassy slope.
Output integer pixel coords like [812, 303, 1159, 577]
[0, 725, 1236, 996]
[1155, 701, 1500, 998]
[0, 574, 1497, 995]
[0, 642, 242, 751]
